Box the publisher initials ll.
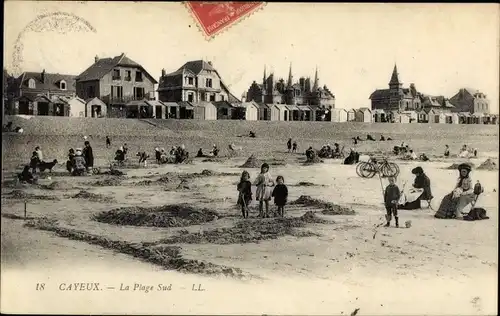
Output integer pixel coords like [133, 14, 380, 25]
[192, 284, 205, 291]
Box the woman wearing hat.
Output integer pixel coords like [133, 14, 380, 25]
[435, 163, 475, 219]
[399, 166, 433, 210]
[72, 148, 87, 176]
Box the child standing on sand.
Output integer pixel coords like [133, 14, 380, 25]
[237, 171, 252, 218]
[292, 141, 298, 153]
[272, 176, 288, 217]
[384, 177, 401, 227]
[254, 163, 274, 218]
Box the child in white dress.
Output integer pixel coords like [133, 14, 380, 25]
[254, 163, 274, 218]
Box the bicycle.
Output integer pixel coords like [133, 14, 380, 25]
[356, 157, 400, 179]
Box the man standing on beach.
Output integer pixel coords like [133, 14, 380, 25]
[106, 136, 111, 148]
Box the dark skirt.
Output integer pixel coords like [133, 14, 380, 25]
[237, 195, 251, 206]
[434, 193, 458, 219]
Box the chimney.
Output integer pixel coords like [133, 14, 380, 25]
[41, 69, 46, 83]
[161, 68, 166, 76]
[95, 55, 99, 63]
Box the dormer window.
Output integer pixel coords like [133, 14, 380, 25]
[60, 80, 67, 90]
[28, 78, 36, 89]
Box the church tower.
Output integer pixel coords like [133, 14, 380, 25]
[388, 64, 403, 110]
[285, 63, 295, 105]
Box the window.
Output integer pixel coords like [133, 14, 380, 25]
[134, 87, 145, 100]
[187, 93, 194, 102]
[188, 77, 194, 85]
[221, 95, 225, 101]
[87, 86, 95, 98]
[136, 71, 143, 82]
[113, 69, 121, 80]
[60, 80, 67, 90]
[206, 78, 212, 88]
[201, 93, 206, 101]
[209, 94, 216, 102]
[125, 71, 131, 81]
[28, 78, 36, 89]
[112, 86, 123, 99]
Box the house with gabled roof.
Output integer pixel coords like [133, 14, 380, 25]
[76, 53, 158, 118]
[158, 60, 239, 105]
[7, 69, 77, 116]
[257, 103, 280, 121]
[449, 88, 490, 114]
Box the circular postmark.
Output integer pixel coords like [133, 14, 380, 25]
[12, 11, 97, 76]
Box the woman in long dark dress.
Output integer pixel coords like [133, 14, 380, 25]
[435, 163, 475, 219]
[399, 167, 433, 210]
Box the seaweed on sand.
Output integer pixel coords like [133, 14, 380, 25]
[92, 204, 220, 228]
[291, 195, 355, 215]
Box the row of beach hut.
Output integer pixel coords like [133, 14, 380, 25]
[61, 97, 498, 124]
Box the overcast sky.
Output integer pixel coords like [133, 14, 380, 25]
[4, 2, 499, 113]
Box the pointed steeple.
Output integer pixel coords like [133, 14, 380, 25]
[263, 65, 267, 85]
[312, 66, 319, 91]
[287, 62, 293, 88]
[389, 64, 402, 87]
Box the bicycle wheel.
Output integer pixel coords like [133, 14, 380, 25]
[381, 162, 399, 177]
[356, 162, 365, 177]
[360, 162, 377, 178]
[390, 162, 400, 177]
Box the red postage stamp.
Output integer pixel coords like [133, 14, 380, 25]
[185, 2, 266, 39]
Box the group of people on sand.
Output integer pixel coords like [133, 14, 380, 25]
[381, 163, 486, 227]
[237, 163, 288, 218]
[19, 146, 47, 183]
[352, 134, 392, 144]
[318, 143, 343, 158]
[2, 122, 24, 134]
[196, 145, 219, 158]
[66, 141, 94, 176]
[153, 145, 189, 164]
[393, 142, 429, 161]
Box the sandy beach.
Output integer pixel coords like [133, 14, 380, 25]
[1, 119, 498, 315]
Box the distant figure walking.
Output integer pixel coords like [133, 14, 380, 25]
[106, 136, 111, 148]
[287, 138, 292, 153]
[292, 141, 298, 153]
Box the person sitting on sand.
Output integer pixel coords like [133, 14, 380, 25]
[353, 137, 358, 145]
[387, 137, 392, 141]
[66, 148, 76, 173]
[435, 163, 476, 219]
[175, 144, 189, 163]
[155, 147, 162, 163]
[356, 136, 362, 141]
[380, 135, 386, 141]
[287, 138, 292, 153]
[18, 165, 37, 184]
[367, 134, 376, 141]
[122, 143, 129, 156]
[115, 148, 125, 163]
[30, 151, 40, 174]
[292, 141, 298, 153]
[405, 150, 418, 160]
[254, 163, 274, 218]
[305, 147, 315, 161]
[399, 166, 433, 210]
[444, 145, 450, 157]
[419, 153, 430, 162]
[473, 148, 478, 158]
[73, 148, 87, 176]
[343, 148, 359, 165]
[210, 145, 219, 157]
[35, 146, 44, 163]
[169, 146, 176, 156]
[237, 170, 252, 218]
[196, 148, 205, 158]
[249, 131, 256, 138]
